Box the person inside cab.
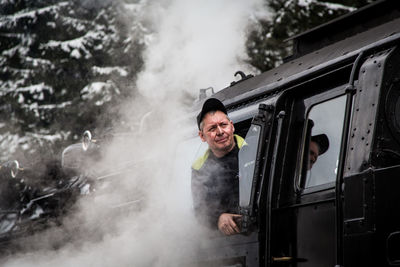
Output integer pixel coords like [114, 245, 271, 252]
[191, 98, 243, 236]
[308, 134, 329, 170]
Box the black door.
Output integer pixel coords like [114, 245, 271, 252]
[270, 89, 348, 267]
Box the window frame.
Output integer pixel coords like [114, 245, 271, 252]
[295, 86, 349, 195]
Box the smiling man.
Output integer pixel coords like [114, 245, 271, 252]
[191, 98, 243, 236]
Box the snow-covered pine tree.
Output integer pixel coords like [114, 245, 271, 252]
[0, 0, 147, 162]
[246, 0, 375, 72]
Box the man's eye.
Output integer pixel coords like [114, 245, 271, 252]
[220, 123, 228, 128]
[208, 126, 216, 132]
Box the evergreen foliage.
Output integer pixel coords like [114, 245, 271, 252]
[0, 0, 147, 162]
[246, 0, 376, 72]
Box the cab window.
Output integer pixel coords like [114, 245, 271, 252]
[238, 124, 261, 207]
[302, 95, 347, 188]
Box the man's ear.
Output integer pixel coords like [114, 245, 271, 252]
[231, 120, 235, 133]
[199, 130, 206, 142]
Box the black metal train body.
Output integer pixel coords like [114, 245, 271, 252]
[0, 130, 141, 251]
[0, 121, 148, 254]
[0, 157, 87, 249]
[190, 1, 400, 266]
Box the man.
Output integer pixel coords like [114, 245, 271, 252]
[308, 134, 329, 169]
[191, 98, 243, 236]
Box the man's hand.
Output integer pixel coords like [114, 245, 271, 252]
[217, 213, 242, 236]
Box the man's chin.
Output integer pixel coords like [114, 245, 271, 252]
[215, 142, 234, 153]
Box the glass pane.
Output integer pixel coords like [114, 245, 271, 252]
[239, 125, 261, 207]
[305, 95, 346, 188]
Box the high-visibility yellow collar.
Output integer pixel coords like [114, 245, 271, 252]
[192, 134, 244, 170]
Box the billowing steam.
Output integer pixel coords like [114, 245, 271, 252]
[136, 0, 262, 100]
[1, 0, 265, 266]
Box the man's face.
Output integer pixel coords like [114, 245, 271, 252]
[308, 141, 320, 169]
[199, 110, 235, 158]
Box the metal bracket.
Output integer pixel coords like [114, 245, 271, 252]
[198, 87, 214, 100]
[230, 71, 254, 86]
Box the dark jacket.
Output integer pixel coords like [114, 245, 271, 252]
[191, 135, 245, 229]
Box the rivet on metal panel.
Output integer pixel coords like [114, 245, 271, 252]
[351, 134, 355, 138]
[298, 62, 302, 66]
[350, 147, 354, 150]
[353, 128, 357, 131]
[356, 108, 359, 112]
[372, 103, 375, 107]
[366, 142, 369, 146]
[361, 137, 365, 140]
[375, 83, 379, 87]
[362, 69, 366, 73]
[378, 63, 381, 68]
[373, 60, 377, 64]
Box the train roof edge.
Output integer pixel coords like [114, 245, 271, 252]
[209, 0, 400, 111]
[288, 0, 400, 59]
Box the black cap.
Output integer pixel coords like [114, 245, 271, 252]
[311, 134, 329, 155]
[197, 98, 227, 130]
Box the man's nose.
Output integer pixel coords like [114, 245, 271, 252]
[216, 126, 223, 135]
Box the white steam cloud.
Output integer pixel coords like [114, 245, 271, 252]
[137, 0, 263, 100]
[1, 0, 266, 266]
